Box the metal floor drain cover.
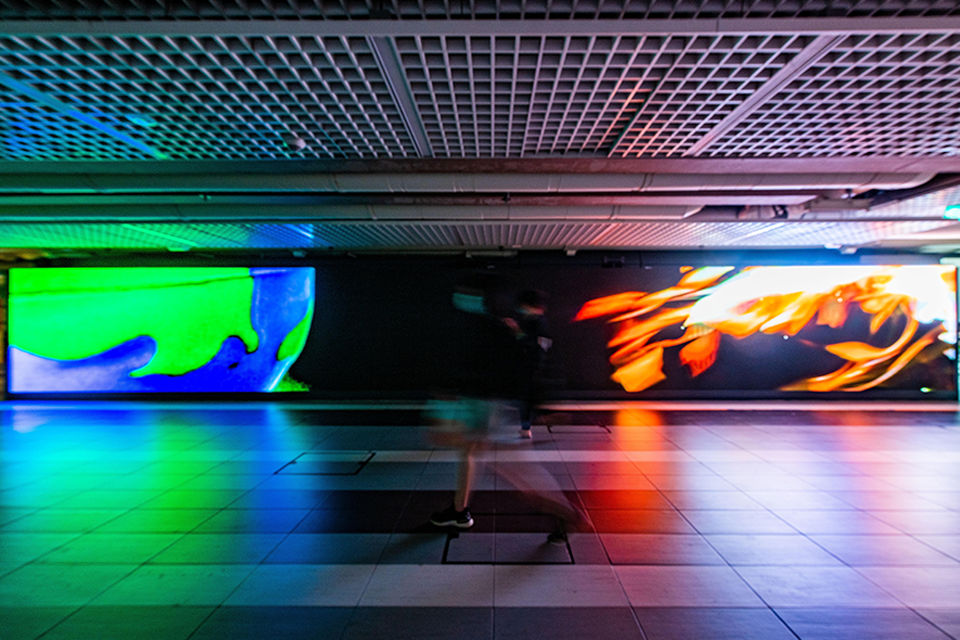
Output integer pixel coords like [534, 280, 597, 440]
[276, 451, 375, 475]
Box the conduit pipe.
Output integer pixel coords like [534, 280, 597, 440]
[0, 172, 935, 194]
[0, 203, 702, 222]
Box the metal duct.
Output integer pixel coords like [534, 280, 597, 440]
[0, 172, 935, 194]
[0, 203, 701, 222]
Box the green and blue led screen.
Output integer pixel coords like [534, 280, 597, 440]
[8, 267, 315, 393]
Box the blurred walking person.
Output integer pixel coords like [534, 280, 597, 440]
[427, 275, 583, 543]
[513, 289, 552, 440]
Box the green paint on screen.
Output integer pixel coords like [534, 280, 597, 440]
[277, 299, 314, 362]
[10, 267, 258, 377]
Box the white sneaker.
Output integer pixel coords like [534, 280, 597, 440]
[520, 428, 533, 440]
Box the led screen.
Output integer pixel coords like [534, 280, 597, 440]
[8, 267, 315, 393]
[573, 265, 957, 394]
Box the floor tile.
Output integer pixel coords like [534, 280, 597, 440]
[0, 509, 124, 533]
[343, 607, 492, 640]
[615, 566, 765, 607]
[744, 491, 854, 511]
[643, 475, 735, 491]
[660, 491, 763, 510]
[600, 534, 726, 565]
[92, 564, 258, 606]
[0, 507, 36, 526]
[264, 533, 390, 564]
[191, 606, 353, 640]
[811, 534, 959, 566]
[775, 510, 903, 535]
[0, 564, 135, 606]
[360, 564, 494, 606]
[378, 533, 448, 564]
[635, 607, 797, 640]
[0, 532, 81, 564]
[193, 509, 310, 533]
[143, 490, 247, 510]
[95, 509, 219, 533]
[566, 532, 610, 564]
[225, 564, 375, 606]
[0, 606, 76, 640]
[588, 510, 696, 534]
[39, 605, 214, 640]
[293, 508, 405, 533]
[446, 532, 495, 563]
[827, 490, 947, 511]
[735, 566, 902, 607]
[495, 607, 643, 640]
[577, 490, 675, 510]
[869, 511, 960, 536]
[916, 536, 960, 561]
[495, 565, 628, 607]
[40, 533, 183, 564]
[856, 567, 960, 607]
[682, 510, 797, 535]
[150, 533, 285, 564]
[571, 475, 655, 490]
[226, 489, 329, 510]
[490, 513, 564, 534]
[494, 533, 572, 564]
[50, 490, 164, 511]
[776, 607, 953, 640]
[705, 534, 842, 566]
[917, 609, 960, 638]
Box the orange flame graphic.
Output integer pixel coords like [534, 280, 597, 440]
[574, 266, 956, 393]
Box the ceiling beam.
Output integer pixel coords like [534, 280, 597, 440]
[0, 192, 820, 207]
[2, 158, 959, 175]
[0, 172, 928, 193]
[684, 34, 843, 157]
[367, 36, 433, 158]
[2, 17, 960, 37]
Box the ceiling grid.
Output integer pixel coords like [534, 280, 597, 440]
[0, 33, 418, 160]
[706, 31, 960, 157]
[2, 0, 960, 19]
[0, 219, 951, 250]
[0, 2, 959, 254]
[611, 34, 818, 157]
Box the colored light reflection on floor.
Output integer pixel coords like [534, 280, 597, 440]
[2, 402, 960, 640]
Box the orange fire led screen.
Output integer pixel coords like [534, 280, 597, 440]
[574, 265, 957, 395]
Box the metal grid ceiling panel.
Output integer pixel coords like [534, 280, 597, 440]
[870, 184, 960, 218]
[0, 35, 416, 161]
[0, 219, 950, 249]
[0, 0, 957, 19]
[451, 223, 607, 246]
[727, 219, 953, 245]
[600, 219, 952, 245]
[708, 32, 960, 157]
[311, 223, 464, 247]
[397, 34, 812, 158]
[0, 98, 156, 160]
[598, 220, 777, 245]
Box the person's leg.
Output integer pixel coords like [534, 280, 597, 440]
[431, 445, 476, 528]
[519, 399, 533, 437]
[454, 447, 475, 511]
[430, 398, 492, 529]
[494, 459, 585, 527]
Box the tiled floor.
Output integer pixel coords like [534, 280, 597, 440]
[2, 401, 960, 639]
